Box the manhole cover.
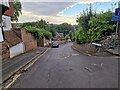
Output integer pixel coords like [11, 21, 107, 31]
[84, 64, 103, 72]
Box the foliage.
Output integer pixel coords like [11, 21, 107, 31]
[55, 23, 74, 36]
[23, 26, 52, 40]
[64, 34, 70, 41]
[22, 19, 56, 37]
[73, 4, 116, 44]
[88, 11, 116, 42]
[74, 27, 88, 44]
[11, 0, 22, 22]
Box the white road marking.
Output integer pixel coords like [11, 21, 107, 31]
[72, 54, 79, 56]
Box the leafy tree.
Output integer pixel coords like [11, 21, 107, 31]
[76, 4, 95, 31]
[74, 4, 116, 44]
[56, 23, 74, 36]
[88, 11, 116, 42]
[11, 0, 22, 22]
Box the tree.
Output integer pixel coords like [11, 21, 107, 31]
[88, 11, 116, 42]
[11, 0, 22, 22]
[74, 4, 116, 44]
[56, 23, 74, 36]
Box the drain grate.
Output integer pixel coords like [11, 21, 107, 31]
[84, 64, 103, 73]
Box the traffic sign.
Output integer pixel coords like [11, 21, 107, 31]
[115, 8, 120, 16]
[111, 16, 120, 21]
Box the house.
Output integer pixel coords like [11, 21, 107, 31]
[54, 32, 65, 44]
[0, 0, 14, 59]
[0, 1, 27, 59]
[3, 30, 24, 58]
[55, 32, 64, 40]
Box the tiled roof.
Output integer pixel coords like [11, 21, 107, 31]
[55, 32, 64, 38]
[4, 30, 22, 47]
[13, 29, 22, 39]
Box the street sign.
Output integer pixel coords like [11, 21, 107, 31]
[111, 16, 120, 21]
[115, 8, 120, 16]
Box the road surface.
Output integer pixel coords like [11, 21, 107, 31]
[12, 43, 118, 88]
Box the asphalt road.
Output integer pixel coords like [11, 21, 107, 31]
[12, 43, 118, 88]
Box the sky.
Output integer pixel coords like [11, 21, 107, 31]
[18, 0, 119, 25]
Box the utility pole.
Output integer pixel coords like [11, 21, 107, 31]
[118, 23, 120, 46]
[118, 1, 120, 46]
[113, 1, 120, 48]
[113, 20, 119, 48]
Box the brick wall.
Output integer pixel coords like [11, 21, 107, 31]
[4, 2, 14, 16]
[0, 42, 10, 60]
[38, 37, 44, 47]
[73, 42, 97, 55]
[38, 37, 50, 47]
[21, 29, 37, 52]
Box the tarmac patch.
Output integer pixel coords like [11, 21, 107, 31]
[84, 63, 103, 73]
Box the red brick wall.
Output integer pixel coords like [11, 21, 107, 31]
[0, 42, 10, 60]
[4, 2, 14, 16]
[38, 38, 44, 47]
[21, 29, 37, 52]
[37, 37, 50, 47]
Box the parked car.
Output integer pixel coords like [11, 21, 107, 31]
[51, 41, 59, 48]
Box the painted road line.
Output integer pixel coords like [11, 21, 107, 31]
[3, 48, 49, 89]
[24, 48, 49, 70]
[4, 74, 21, 89]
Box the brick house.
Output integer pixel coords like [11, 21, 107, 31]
[3, 30, 24, 58]
[1, 0, 37, 59]
[0, 0, 37, 59]
[0, 0, 14, 60]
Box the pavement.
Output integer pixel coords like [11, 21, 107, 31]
[11, 43, 118, 88]
[2, 47, 48, 84]
[72, 42, 120, 57]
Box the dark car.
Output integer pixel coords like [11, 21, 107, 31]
[51, 41, 59, 48]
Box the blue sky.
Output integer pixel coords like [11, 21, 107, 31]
[18, 0, 120, 25]
[59, 1, 119, 16]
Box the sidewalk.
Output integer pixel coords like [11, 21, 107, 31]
[106, 46, 120, 56]
[2, 47, 48, 83]
[72, 42, 120, 57]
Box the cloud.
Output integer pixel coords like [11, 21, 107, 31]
[20, 0, 117, 2]
[18, 2, 77, 24]
[57, 0, 118, 16]
[18, 10, 77, 25]
[18, 0, 118, 24]
[21, 2, 75, 16]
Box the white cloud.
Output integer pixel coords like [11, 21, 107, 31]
[18, 0, 118, 24]
[20, 0, 117, 2]
[18, 10, 77, 25]
[21, 2, 75, 16]
[57, 0, 118, 16]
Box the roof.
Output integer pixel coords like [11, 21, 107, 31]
[4, 30, 22, 47]
[55, 32, 64, 39]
